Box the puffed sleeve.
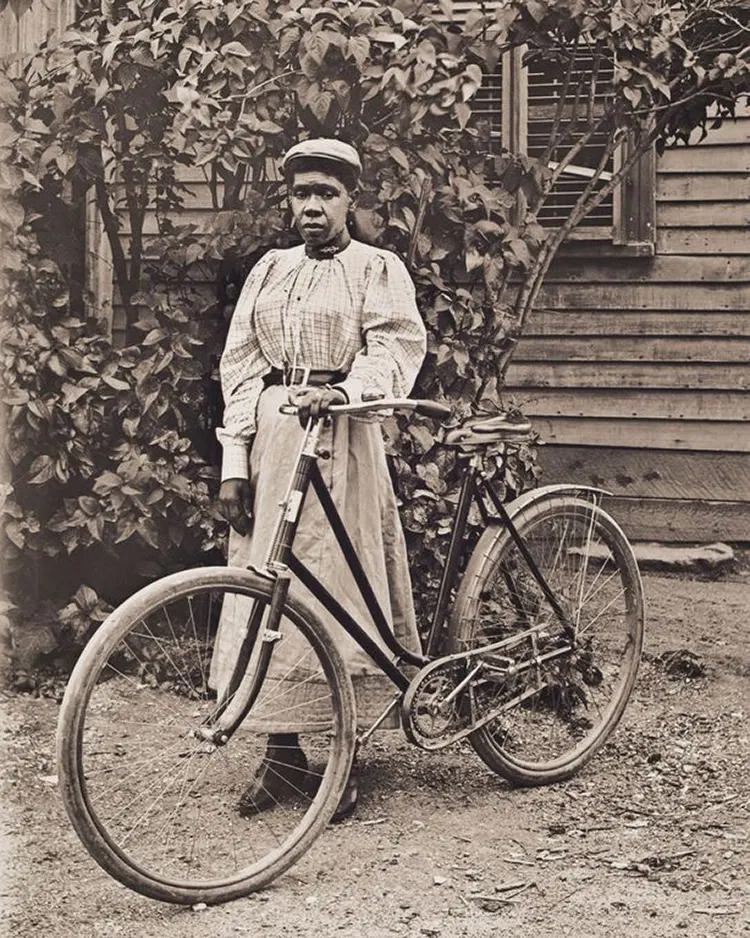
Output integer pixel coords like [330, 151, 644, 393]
[216, 251, 276, 480]
[335, 251, 426, 403]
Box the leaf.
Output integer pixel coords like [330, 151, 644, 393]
[623, 85, 642, 107]
[28, 455, 56, 485]
[123, 415, 140, 437]
[455, 102, 471, 130]
[21, 169, 42, 191]
[0, 71, 19, 108]
[47, 354, 66, 376]
[0, 197, 23, 229]
[347, 35, 370, 67]
[308, 90, 333, 124]
[2, 388, 29, 405]
[408, 424, 434, 453]
[465, 248, 483, 272]
[75, 496, 99, 517]
[525, 0, 549, 22]
[94, 471, 122, 494]
[369, 28, 408, 51]
[94, 79, 110, 104]
[505, 238, 531, 268]
[389, 146, 409, 170]
[139, 519, 160, 549]
[185, 243, 203, 265]
[102, 375, 130, 391]
[74, 585, 99, 610]
[222, 41, 251, 57]
[27, 399, 52, 420]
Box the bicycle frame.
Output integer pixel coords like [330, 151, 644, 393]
[207, 408, 597, 743]
[251, 415, 579, 692]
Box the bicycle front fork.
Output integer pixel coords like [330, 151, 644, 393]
[195, 419, 324, 744]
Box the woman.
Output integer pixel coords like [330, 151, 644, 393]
[212, 138, 426, 820]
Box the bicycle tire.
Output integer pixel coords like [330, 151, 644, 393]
[57, 566, 356, 905]
[448, 494, 644, 786]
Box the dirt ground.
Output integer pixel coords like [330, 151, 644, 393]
[1, 567, 749, 938]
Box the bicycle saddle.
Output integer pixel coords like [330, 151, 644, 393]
[444, 412, 533, 447]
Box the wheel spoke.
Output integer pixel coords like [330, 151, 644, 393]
[451, 497, 642, 782]
[59, 573, 353, 901]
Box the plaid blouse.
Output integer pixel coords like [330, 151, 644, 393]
[218, 239, 427, 479]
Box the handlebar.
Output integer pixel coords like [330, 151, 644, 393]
[279, 398, 452, 420]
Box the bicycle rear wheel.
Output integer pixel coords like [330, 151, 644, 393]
[57, 566, 356, 905]
[449, 495, 643, 786]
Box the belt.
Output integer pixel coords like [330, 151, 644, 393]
[262, 367, 347, 388]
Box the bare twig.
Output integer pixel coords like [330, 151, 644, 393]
[407, 175, 432, 272]
[540, 39, 577, 167]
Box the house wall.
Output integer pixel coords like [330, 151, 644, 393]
[117, 117, 750, 542]
[7, 0, 747, 541]
[505, 111, 750, 540]
[0, 0, 75, 71]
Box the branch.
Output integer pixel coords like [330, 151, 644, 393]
[505, 123, 634, 358]
[587, 50, 602, 128]
[407, 176, 431, 271]
[542, 105, 613, 196]
[112, 107, 147, 306]
[540, 38, 577, 167]
[513, 120, 665, 341]
[93, 173, 130, 308]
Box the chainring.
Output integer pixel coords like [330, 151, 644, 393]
[402, 627, 575, 751]
[403, 660, 468, 746]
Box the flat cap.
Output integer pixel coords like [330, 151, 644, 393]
[281, 138, 362, 175]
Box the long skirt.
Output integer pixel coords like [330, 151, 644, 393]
[209, 384, 421, 731]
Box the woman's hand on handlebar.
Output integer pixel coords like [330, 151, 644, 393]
[219, 478, 253, 537]
[287, 386, 347, 427]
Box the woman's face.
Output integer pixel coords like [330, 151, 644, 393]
[289, 169, 353, 248]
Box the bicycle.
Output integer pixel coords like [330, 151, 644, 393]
[56, 397, 644, 905]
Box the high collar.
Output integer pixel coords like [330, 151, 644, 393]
[304, 235, 352, 260]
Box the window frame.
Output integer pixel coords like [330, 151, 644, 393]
[493, 45, 656, 256]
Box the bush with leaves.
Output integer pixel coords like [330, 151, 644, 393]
[1, 0, 747, 671]
[0, 179, 226, 685]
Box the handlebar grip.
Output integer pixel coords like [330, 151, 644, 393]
[414, 400, 452, 420]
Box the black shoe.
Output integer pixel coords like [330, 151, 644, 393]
[238, 738, 310, 816]
[331, 763, 359, 822]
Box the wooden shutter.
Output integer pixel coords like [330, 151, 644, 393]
[526, 54, 616, 234]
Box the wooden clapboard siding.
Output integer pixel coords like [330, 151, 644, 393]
[506, 363, 749, 389]
[543, 256, 750, 283]
[516, 337, 750, 362]
[526, 310, 750, 337]
[656, 228, 750, 254]
[658, 202, 750, 227]
[537, 283, 746, 309]
[510, 115, 750, 541]
[0, 0, 75, 69]
[657, 174, 750, 202]
[510, 389, 749, 421]
[658, 144, 750, 173]
[530, 417, 749, 452]
[539, 448, 750, 502]
[600, 498, 750, 543]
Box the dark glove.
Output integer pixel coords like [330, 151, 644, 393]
[218, 478, 253, 536]
[288, 386, 347, 427]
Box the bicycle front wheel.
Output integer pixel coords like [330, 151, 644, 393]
[57, 566, 356, 905]
[449, 495, 643, 786]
